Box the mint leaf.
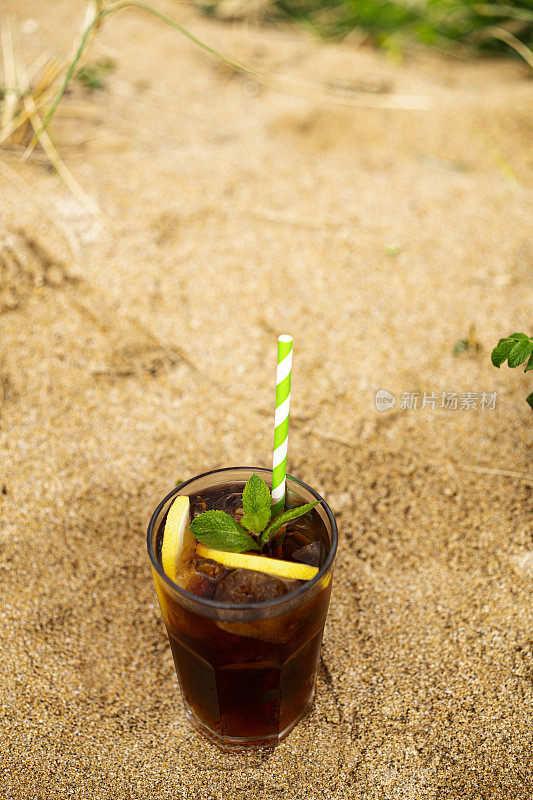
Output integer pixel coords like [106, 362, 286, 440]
[527, 392, 533, 410]
[491, 339, 515, 367]
[525, 353, 533, 373]
[190, 510, 260, 552]
[260, 501, 319, 547]
[240, 473, 271, 533]
[507, 337, 533, 368]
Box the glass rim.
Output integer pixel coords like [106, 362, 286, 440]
[146, 466, 338, 612]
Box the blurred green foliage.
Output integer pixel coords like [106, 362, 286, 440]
[202, 0, 533, 60]
[76, 57, 115, 90]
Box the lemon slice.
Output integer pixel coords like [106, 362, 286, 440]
[196, 543, 318, 582]
[161, 496, 196, 584]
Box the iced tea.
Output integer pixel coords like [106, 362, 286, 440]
[147, 467, 337, 749]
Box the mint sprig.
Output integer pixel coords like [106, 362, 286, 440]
[491, 332, 533, 410]
[189, 510, 260, 553]
[188, 473, 321, 554]
[260, 502, 319, 547]
[240, 472, 271, 534]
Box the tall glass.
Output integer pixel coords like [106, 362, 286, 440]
[147, 467, 338, 750]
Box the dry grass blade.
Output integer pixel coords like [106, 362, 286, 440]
[261, 73, 433, 110]
[79, 0, 106, 50]
[1, 22, 18, 131]
[12, 43, 104, 219]
[1, 2, 253, 219]
[22, 1, 103, 160]
[458, 465, 533, 485]
[0, 57, 68, 148]
[475, 25, 533, 69]
[248, 207, 341, 229]
[25, 51, 51, 83]
[32, 55, 69, 97]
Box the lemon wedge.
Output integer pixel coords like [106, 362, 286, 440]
[161, 495, 196, 584]
[196, 543, 318, 582]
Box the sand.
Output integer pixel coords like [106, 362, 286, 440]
[1, 1, 532, 797]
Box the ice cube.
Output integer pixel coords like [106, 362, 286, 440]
[185, 558, 229, 598]
[286, 517, 313, 534]
[291, 541, 323, 568]
[190, 495, 208, 518]
[213, 569, 288, 604]
[214, 491, 244, 517]
[282, 533, 311, 561]
[186, 575, 217, 599]
[193, 557, 228, 581]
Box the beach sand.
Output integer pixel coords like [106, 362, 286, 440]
[1, 1, 532, 797]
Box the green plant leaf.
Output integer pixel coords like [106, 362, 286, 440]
[190, 510, 260, 552]
[76, 58, 114, 90]
[524, 353, 533, 372]
[240, 473, 271, 533]
[260, 501, 319, 547]
[507, 337, 533, 368]
[527, 393, 533, 410]
[491, 339, 516, 367]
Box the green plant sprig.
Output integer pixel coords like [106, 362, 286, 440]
[189, 473, 319, 554]
[491, 332, 533, 410]
[76, 58, 115, 91]
[29, 1, 257, 151]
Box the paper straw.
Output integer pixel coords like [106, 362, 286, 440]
[271, 334, 293, 518]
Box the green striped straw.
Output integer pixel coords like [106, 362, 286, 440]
[271, 334, 293, 518]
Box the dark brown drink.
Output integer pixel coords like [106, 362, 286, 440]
[147, 467, 337, 749]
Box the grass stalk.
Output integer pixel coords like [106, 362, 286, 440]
[28, 0, 256, 153]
